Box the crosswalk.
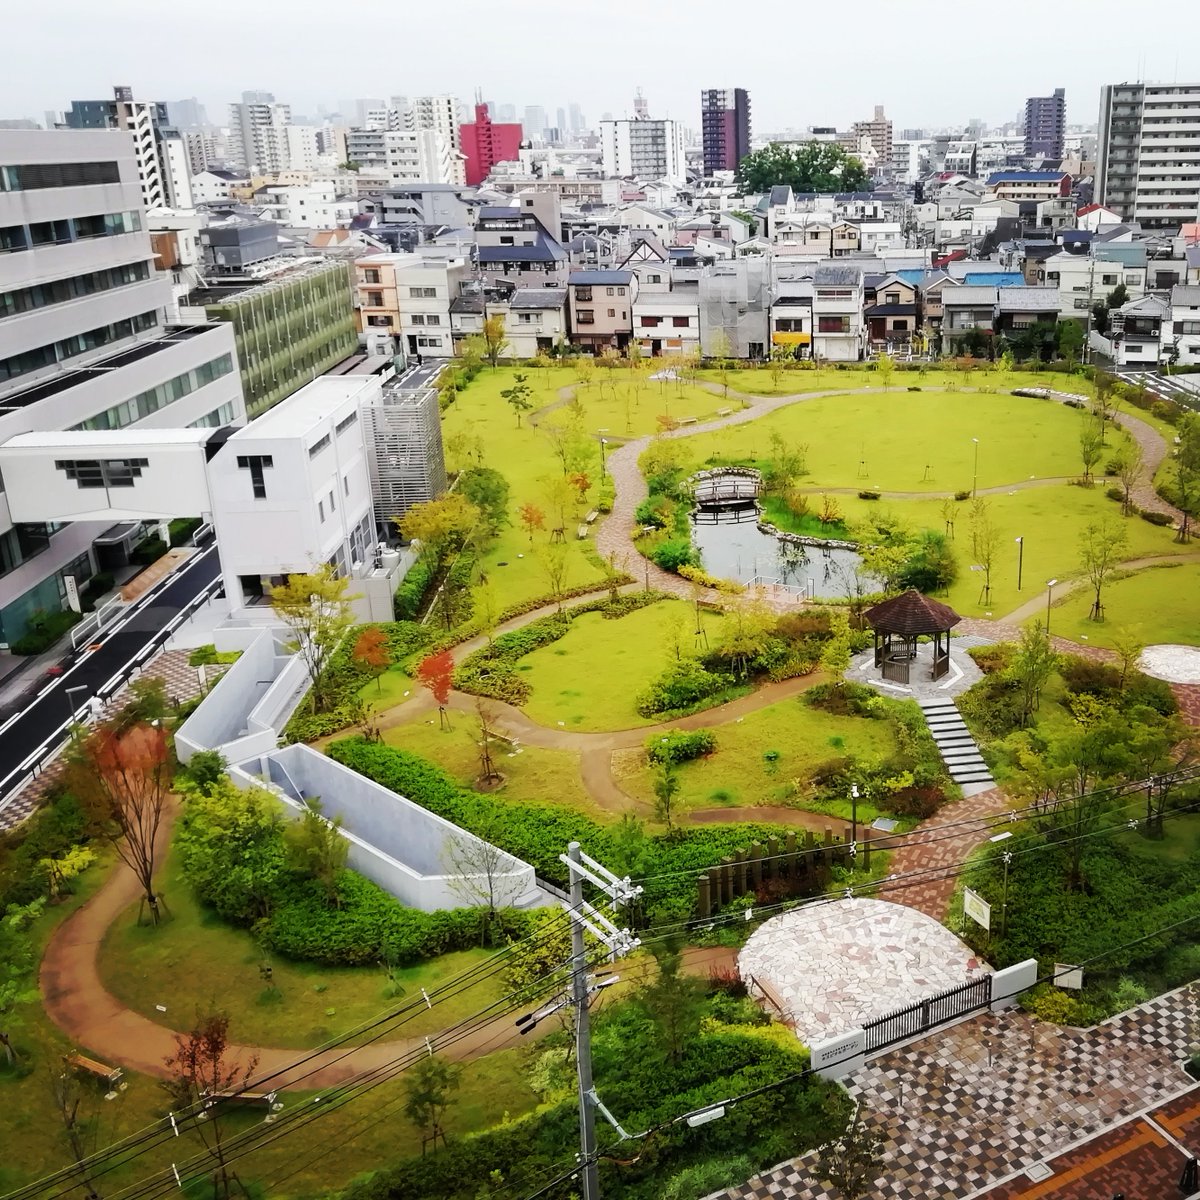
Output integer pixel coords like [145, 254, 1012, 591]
[1118, 369, 1200, 412]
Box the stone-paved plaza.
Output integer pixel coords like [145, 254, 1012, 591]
[723, 983, 1200, 1200]
[738, 898, 987, 1044]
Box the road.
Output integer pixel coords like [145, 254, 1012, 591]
[0, 542, 221, 809]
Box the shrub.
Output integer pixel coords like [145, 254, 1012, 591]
[968, 643, 1015, 674]
[677, 563, 742, 594]
[649, 537, 699, 573]
[636, 659, 735, 717]
[954, 489, 971, 501]
[1058, 655, 1122, 697]
[1140, 509, 1174, 527]
[393, 548, 439, 619]
[1105, 485, 1125, 503]
[596, 477, 616, 513]
[906, 385, 921, 392]
[130, 536, 167, 566]
[958, 673, 1025, 740]
[0, 790, 89, 908]
[804, 681, 884, 718]
[1020, 983, 1097, 1027]
[647, 729, 716, 765]
[167, 517, 202, 547]
[857, 489, 881, 500]
[11, 608, 82, 655]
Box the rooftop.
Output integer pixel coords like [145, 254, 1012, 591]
[183, 256, 348, 308]
[812, 264, 862, 287]
[995, 287, 1061, 311]
[229, 374, 379, 441]
[1172, 285, 1200, 307]
[509, 287, 567, 309]
[478, 239, 566, 265]
[569, 270, 633, 285]
[943, 285, 999, 306]
[866, 590, 961, 636]
[986, 171, 1068, 184]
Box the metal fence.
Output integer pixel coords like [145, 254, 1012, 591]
[863, 974, 992, 1054]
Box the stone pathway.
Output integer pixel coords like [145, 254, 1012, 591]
[919, 698, 995, 794]
[725, 983, 1200, 1200]
[738, 898, 986, 1044]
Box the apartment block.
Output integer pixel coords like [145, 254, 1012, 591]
[1097, 82, 1200, 229]
[356, 252, 470, 359]
[1024, 88, 1066, 161]
[0, 129, 244, 641]
[701, 88, 751, 175]
[345, 128, 459, 186]
[228, 91, 293, 175]
[460, 102, 523, 187]
[600, 118, 685, 184]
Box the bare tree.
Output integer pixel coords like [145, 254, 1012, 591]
[539, 542, 570, 611]
[473, 698, 503, 786]
[1079, 516, 1128, 621]
[162, 1014, 260, 1200]
[969, 499, 1000, 606]
[816, 1108, 885, 1200]
[442, 816, 525, 945]
[70, 722, 172, 925]
[49, 1067, 108, 1200]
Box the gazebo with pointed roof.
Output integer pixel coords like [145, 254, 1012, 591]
[865, 590, 961, 684]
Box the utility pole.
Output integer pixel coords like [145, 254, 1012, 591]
[555, 843, 641, 1200]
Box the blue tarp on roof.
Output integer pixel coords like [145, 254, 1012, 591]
[962, 272, 1026, 288]
[894, 269, 926, 287]
[986, 171, 1067, 184]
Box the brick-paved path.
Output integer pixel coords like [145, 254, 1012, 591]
[726, 984, 1200, 1200]
[0, 649, 217, 832]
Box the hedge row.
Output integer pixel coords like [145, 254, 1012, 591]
[393, 548, 439, 619]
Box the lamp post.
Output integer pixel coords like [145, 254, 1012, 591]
[1045, 578, 1058, 636]
[599, 436, 609, 481]
[971, 437, 980, 498]
[850, 782, 859, 854]
[64, 684, 89, 728]
[990, 831, 1014, 936]
[1015, 536, 1024, 591]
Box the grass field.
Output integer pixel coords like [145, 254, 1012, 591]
[617, 694, 898, 812]
[99, 848, 509, 1050]
[518, 598, 731, 731]
[684, 389, 1124, 493]
[1033, 562, 1200, 649]
[380, 716, 604, 820]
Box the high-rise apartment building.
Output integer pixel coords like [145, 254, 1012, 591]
[404, 96, 464, 184]
[568, 103, 586, 133]
[166, 98, 207, 130]
[600, 118, 685, 184]
[852, 105, 893, 166]
[228, 91, 292, 175]
[700, 88, 751, 175]
[459, 102, 523, 186]
[1097, 82, 1200, 229]
[345, 128, 459, 185]
[1024, 88, 1066, 161]
[63, 86, 193, 209]
[0, 129, 245, 642]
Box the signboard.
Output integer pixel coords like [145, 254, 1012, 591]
[63, 575, 81, 613]
[1054, 964, 1084, 991]
[963, 887, 991, 931]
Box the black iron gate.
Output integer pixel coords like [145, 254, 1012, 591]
[862, 974, 992, 1054]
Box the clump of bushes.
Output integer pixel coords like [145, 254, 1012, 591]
[0, 789, 90, 909]
[858, 489, 881, 501]
[649, 538, 699, 573]
[804, 680, 884, 718]
[646, 729, 716, 765]
[1140, 509, 1174, 527]
[968, 643, 1015, 675]
[636, 659, 735, 717]
[1058, 654, 1176, 716]
[393, 547, 439, 619]
[953, 489, 972, 501]
[11, 608, 82, 655]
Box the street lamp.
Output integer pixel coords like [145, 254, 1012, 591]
[64, 684, 89, 727]
[1014, 536, 1024, 591]
[990, 831, 1013, 936]
[971, 437, 980, 498]
[1045, 578, 1058, 636]
[599, 437, 609, 480]
[850, 782, 860, 854]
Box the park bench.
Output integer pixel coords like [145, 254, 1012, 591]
[64, 1052, 124, 1094]
[585, 510, 599, 524]
[202, 1089, 279, 1112]
[716, 407, 733, 417]
[697, 598, 725, 613]
[677, 415, 699, 425]
[576, 524, 589, 540]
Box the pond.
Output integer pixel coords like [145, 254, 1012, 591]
[690, 508, 871, 599]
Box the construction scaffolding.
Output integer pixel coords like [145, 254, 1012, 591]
[698, 258, 771, 359]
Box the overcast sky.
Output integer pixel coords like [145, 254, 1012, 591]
[4, 0, 1195, 133]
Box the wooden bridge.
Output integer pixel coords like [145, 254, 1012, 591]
[692, 475, 763, 508]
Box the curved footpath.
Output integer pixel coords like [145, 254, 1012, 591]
[38, 379, 1200, 1081]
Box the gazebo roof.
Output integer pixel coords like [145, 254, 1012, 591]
[865, 590, 962, 636]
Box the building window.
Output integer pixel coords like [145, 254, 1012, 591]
[71, 353, 234, 432]
[0, 160, 120, 191]
[318, 499, 325, 521]
[363, 268, 380, 284]
[426, 315, 440, 326]
[1102, 274, 1119, 286]
[236, 454, 274, 499]
[617, 287, 626, 296]
[817, 315, 849, 333]
[606, 287, 615, 296]
[410, 314, 425, 325]
[672, 316, 690, 328]
[608, 308, 616, 317]
[417, 335, 442, 347]
[500, 235, 514, 245]
[366, 291, 383, 307]
[55, 458, 149, 489]
[308, 434, 331, 458]
[336, 412, 358, 436]
[409, 286, 437, 298]
[885, 292, 900, 304]
[640, 316, 662, 327]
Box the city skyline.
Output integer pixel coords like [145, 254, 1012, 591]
[4, 0, 1193, 132]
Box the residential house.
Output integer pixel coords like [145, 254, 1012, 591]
[1075, 203, 1124, 231]
[487, 288, 567, 357]
[355, 252, 469, 359]
[941, 285, 998, 355]
[856, 222, 906, 254]
[1107, 293, 1171, 367]
[698, 259, 771, 358]
[1042, 246, 1147, 320]
[769, 278, 813, 358]
[632, 283, 700, 357]
[1170, 285, 1200, 365]
[474, 205, 568, 290]
[864, 274, 918, 351]
[985, 171, 1071, 203]
[771, 215, 862, 258]
[993, 287, 1061, 341]
[810, 264, 865, 361]
[253, 182, 356, 229]
[449, 293, 485, 346]
[567, 270, 636, 352]
[192, 167, 250, 205]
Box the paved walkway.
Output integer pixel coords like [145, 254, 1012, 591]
[726, 983, 1200, 1199]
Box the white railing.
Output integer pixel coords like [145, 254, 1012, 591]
[70, 594, 126, 651]
[191, 522, 214, 546]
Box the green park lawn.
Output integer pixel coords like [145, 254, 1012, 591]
[619, 694, 899, 815]
[1034, 562, 1200, 650]
[380, 716, 605, 820]
[686, 389, 1122, 493]
[518, 598, 732, 731]
[99, 848, 509, 1050]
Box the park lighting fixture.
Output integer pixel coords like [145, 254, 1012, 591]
[686, 1104, 727, 1128]
[971, 437, 980, 497]
[1014, 536, 1024, 591]
[1045, 579, 1058, 635]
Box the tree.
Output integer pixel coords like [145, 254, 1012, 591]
[969, 499, 1000, 606]
[472, 698, 503, 786]
[403, 1054, 461, 1154]
[0, 899, 42, 1065]
[574, 354, 594, 389]
[1078, 418, 1104, 484]
[816, 1108, 885, 1200]
[269, 567, 357, 713]
[542, 412, 592, 478]
[1007, 622, 1056, 726]
[1056, 319, 1084, 364]
[517, 502, 545, 544]
[285, 800, 348, 907]
[459, 467, 510, 533]
[762, 430, 808, 497]
[539, 542, 570, 611]
[1113, 439, 1143, 516]
[542, 475, 575, 542]
[437, 371, 459, 412]
[707, 330, 735, 399]
[417, 649, 454, 729]
[1079, 516, 1128, 621]
[1111, 626, 1146, 689]
[473, 579, 500, 647]
[821, 609, 855, 683]
[1091, 370, 1120, 436]
[653, 762, 683, 833]
[70, 722, 171, 925]
[1175, 412, 1200, 543]
[736, 141, 869, 194]
[715, 602, 774, 678]
[49, 1062, 107, 1200]
[162, 1014, 260, 1200]
[444, 430, 484, 474]
[769, 343, 794, 388]
[500, 373, 533, 426]
[443, 810, 523, 943]
[1107, 281, 1129, 311]
[398, 493, 479, 557]
[352, 626, 392, 694]
[875, 351, 894, 389]
[634, 943, 705, 1065]
[480, 314, 508, 368]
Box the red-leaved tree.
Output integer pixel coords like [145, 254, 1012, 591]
[70, 721, 171, 925]
[517, 502, 545, 544]
[352, 626, 392, 693]
[417, 650, 455, 730]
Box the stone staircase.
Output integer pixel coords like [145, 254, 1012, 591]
[918, 698, 995, 795]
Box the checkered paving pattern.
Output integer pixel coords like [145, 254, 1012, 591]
[0, 649, 219, 832]
[724, 984, 1200, 1199]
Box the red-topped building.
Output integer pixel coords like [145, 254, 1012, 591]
[459, 102, 522, 186]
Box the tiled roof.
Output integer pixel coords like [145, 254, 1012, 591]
[1172, 284, 1200, 307]
[569, 269, 633, 285]
[450, 295, 484, 314]
[864, 303, 917, 317]
[812, 264, 862, 286]
[477, 205, 522, 219]
[943, 285, 998, 306]
[866, 590, 961, 635]
[509, 287, 567, 309]
[478, 237, 566, 264]
[995, 288, 1060, 312]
